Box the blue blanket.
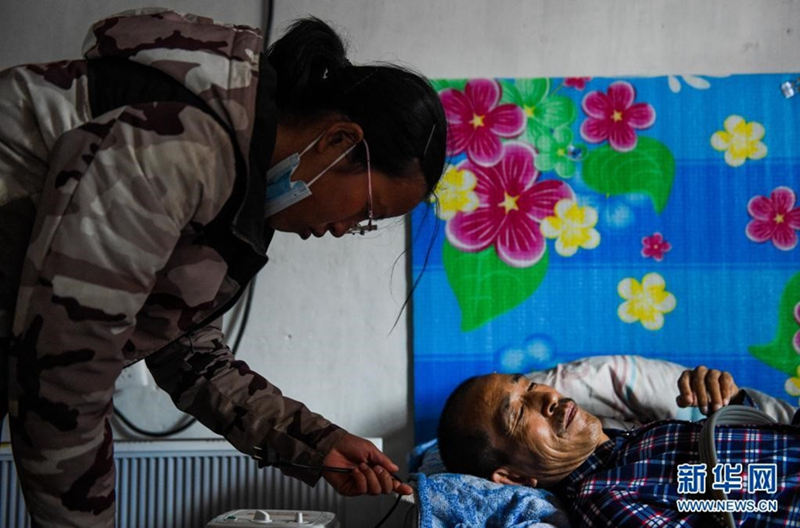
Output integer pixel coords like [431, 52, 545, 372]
[410, 440, 571, 528]
[414, 473, 570, 528]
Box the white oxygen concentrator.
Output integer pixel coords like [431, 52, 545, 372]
[207, 509, 338, 528]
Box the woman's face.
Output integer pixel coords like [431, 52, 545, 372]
[266, 135, 428, 238]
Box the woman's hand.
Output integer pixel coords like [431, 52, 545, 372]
[676, 365, 740, 415]
[322, 433, 413, 496]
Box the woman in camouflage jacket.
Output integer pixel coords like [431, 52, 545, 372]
[0, 8, 446, 527]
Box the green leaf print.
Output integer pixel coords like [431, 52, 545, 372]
[749, 271, 800, 377]
[582, 137, 676, 213]
[444, 240, 549, 331]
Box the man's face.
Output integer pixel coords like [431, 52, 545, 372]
[466, 373, 608, 486]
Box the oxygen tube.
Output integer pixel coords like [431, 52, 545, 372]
[698, 405, 776, 528]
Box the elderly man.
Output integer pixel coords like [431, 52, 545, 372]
[437, 365, 800, 527]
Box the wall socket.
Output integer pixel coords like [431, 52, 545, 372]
[114, 361, 150, 393]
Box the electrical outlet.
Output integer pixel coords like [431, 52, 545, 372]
[114, 361, 150, 393]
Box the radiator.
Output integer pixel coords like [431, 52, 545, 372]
[1, 439, 385, 528]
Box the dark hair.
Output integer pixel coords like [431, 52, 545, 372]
[437, 376, 510, 479]
[267, 17, 446, 195]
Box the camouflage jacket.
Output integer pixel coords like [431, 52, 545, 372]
[0, 9, 345, 527]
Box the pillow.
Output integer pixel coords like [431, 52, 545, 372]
[525, 354, 703, 428]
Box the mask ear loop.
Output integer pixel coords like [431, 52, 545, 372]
[364, 139, 374, 224]
[306, 139, 359, 188]
[298, 133, 323, 157]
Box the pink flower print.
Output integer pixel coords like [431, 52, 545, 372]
[580, 81, 656, 152]
[446, 142, 574, 268]
[793, 302, 800, 354]
[441, 79, 526, 167]
[641, 232, 672, 261]
[745, 186, 800, 251]
[565, 77, 592, 90]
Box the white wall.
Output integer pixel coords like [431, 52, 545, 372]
[3, 0, 800, 479]
[0, 1, 264, 67]
[273, 0, 800, 77]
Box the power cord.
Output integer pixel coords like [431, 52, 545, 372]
[373, 493, 403, 528]
[113, 406, 196, 438]
[262, 0, 274, 51]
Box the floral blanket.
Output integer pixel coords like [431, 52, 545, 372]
[412, 73, 800, 442]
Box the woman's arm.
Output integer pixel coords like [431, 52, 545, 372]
[145, 321, 348, 486]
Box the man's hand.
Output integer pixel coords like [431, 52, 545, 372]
[322, 433, 413, 497]
[676, 365, 740, 415]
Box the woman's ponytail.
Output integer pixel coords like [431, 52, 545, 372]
[266, 17, 349, 114]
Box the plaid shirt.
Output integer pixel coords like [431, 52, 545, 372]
[556, 395, 800, 527]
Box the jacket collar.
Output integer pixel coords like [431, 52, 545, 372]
[230, 54, 277, 256]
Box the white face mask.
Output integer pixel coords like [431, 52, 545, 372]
[264, 134, 359, 217]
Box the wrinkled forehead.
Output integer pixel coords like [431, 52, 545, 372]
[463, 374, 517, 426]
[468, 373, 560, 422]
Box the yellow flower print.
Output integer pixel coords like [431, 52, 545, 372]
[785, 366, 800, 398]
[710, 115, 767, 167]
[617, 272, 676, 330]
[541, 199, 600, 257]
[431, 165, 479, 220]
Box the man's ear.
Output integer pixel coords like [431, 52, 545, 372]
[317, 121, 363, 154]
[491, 467, 538, 488]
